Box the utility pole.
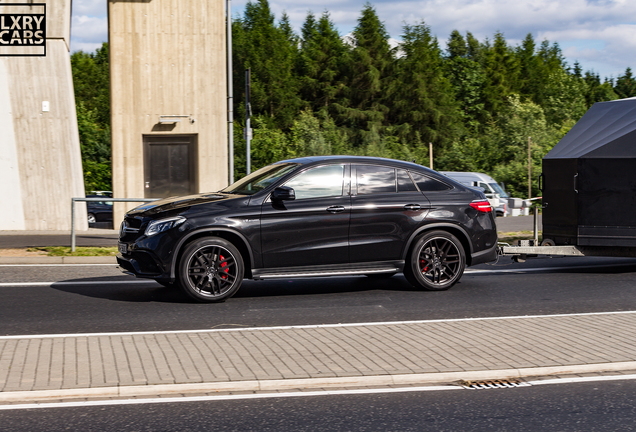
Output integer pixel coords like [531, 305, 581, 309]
[226, 0, 234, 184]
[244, 68, 252, 175]
[528, 136, 532, 199]
[429, 142, 433, 170]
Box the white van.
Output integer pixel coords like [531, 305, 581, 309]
[440, 172, 508, 217]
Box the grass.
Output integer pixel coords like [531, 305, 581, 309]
[26, 246, 118, 257]
[18, 231, 538, 257]
[497, 231, 542, 244]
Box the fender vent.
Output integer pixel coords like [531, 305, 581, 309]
[460, 379, 530, 389]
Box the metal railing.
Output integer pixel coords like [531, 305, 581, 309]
[71, 197, 158, 252]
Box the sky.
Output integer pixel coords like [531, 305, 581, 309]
[70, 0, 635, 80]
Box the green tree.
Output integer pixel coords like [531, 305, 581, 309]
[297, 12, 349, 114]
[70, 42, 111, 191]
[233, 0, 301, 129]
[583, 71, 618, 107]
[445, 30, 487, 129]
[615, 67, 636, 98]
[481, 32, 519, 116]
[334, 3, 393, 147]
[389, 22, 462, 153]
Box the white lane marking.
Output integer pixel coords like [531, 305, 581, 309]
[0, 385, 461, 411]
[1, 310, 635, 340]
[0, 280, 156, 287]
[465, 261, 636, 275]
[2, 374, 636, 411]
[528, 374, 636, 386]
[0, 264, 117, 267]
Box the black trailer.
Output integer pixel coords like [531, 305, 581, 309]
[501, 97, 636, 260]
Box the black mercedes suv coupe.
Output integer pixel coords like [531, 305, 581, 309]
[117, 156, 498, 302]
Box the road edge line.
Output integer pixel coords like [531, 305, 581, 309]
[2, 361, 636, 405]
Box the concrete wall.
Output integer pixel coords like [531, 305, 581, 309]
[109, 0, 228, 223]
[0, 0, 87, 231]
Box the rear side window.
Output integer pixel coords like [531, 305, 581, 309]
[397, 169, 418, 192]
[410, 172, 452, 192]
[356, 165, 396, 194]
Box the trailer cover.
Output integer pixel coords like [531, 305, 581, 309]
[542, 97, 636, 247]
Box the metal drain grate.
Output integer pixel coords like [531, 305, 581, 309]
[460, 379, 531, 389]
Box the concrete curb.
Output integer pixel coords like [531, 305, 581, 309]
[0, 256, 117, 264]
[2, 361, 635, 404]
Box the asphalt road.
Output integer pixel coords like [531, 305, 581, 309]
[2, 379, 635, 431]
[1, 255, 635, 336]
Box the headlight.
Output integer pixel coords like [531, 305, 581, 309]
[145, 216, 186, 237]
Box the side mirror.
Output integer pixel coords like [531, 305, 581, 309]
[272, 186, 295, 201]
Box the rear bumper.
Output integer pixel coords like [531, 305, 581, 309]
[470, 243, 498, 266]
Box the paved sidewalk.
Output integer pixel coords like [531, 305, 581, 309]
[1, 311, 635, 403]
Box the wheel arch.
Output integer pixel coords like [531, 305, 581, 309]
[169, 228, 254, 280]
[402, 223, 474, 266]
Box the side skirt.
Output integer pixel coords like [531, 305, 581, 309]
[251, 261, 404, 280]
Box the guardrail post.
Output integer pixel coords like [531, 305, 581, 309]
[70, 197, 159, 253]
[71, 198, 76, 252]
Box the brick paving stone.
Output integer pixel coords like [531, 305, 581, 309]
[1, 312, 636, 395]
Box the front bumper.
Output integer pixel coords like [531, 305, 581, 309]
[117, 250, 167, 279]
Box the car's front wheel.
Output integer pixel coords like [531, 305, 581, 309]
[178, 237, 244, 302]
[404, 230, 466, 291]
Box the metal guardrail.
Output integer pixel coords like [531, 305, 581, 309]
[71, 197, 158, 252]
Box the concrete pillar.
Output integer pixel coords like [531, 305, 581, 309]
[0, 0, 87, 231]
[109, 0, 228, 226]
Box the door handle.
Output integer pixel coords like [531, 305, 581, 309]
[326, 206, 345, 213]
[403, 204, 421, 210]
[573, 173, 578, 194]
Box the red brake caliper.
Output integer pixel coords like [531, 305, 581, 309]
[219, 255, 229, 279]
[420, 259, 428, 273]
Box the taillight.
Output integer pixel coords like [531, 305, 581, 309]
[470, 200, 492, 213]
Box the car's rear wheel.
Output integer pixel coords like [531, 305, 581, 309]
[178, 237, 244, 302]
[87, 213, 96, 224]
[404, 230, 465, 291]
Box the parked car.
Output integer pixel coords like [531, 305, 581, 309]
[440, 172, 510, 217]
[86, 192, 113, 226]
[117, 156, 498, 302]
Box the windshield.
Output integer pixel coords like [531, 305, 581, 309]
[221, 163, 300, 195]
[489, 182, 509, 198]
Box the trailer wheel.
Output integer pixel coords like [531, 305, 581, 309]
[404, 230, 466, 291]
[541, 239, 556, 246]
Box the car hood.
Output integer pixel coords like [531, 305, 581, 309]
[127, 193, 242, 216]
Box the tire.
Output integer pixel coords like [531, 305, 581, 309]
[87, 213, 96, 224]
[177, 237, 244, 302]
[404, 230, 466, 291]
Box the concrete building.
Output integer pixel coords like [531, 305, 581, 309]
[0, 0, 87, 230]
[108, 0, 228, 224]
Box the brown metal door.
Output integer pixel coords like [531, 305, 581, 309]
[143, 135, 197, 198]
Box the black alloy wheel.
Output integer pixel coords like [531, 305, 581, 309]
[178, 237, 244, 302]
[404, 230, 465, 291]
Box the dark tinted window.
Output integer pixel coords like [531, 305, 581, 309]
[222, 163, 299, 195]
[410, 172, 452, 192]
[397, 170, 418, 192]
[356, 165, 396, 194]
[284, 164, 345, 199]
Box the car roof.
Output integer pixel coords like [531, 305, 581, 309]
[278, 155, 438, 174]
